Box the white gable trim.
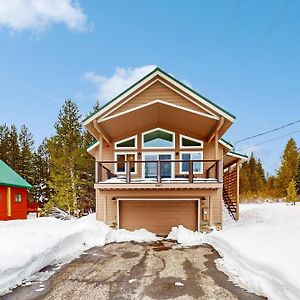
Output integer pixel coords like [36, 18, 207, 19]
[98, 99, 220, 124]
[83, 69, 234, 125]
[87, 141, 100, 153]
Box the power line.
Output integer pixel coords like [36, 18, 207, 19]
[237, 128, 300, 152]
[241, 0, 291, 70]
[234, 119, 300, 147]
[218, 0, 243, 50]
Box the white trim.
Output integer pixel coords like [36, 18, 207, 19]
[116, 197, 201, 232]
[219, 139, 233, 150]
[227, 151, 248, 160]
[114, 152, 137, 175]
[114, 135, 137, 150]
[84, 69, 235, 125]
[99, 99, 219, 124]
[142, 127, 175, 149]
[83, 71, 158, 125]
[87, 141, 100, 152]
[156, 78, 218, 118]
[157, 71, 235, 122]
[142, 152, 175, 179]
[180, 134, 203, 149]
[180, 151, 204, 174]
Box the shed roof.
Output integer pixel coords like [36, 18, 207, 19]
[0, 160, 32, 189]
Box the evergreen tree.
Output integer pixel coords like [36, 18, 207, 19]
[7, 125, 20, 171]
[276, 138, 299, 197]
[295, 156, 300, 194]
[286, 179, 297, 204]
[31, 139, 51, 203]
[47, 99, 83, 214]
[0, 124, 10, 163]
[18, 125, 34, 183]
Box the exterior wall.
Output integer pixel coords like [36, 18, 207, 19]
[95, 188, 222, 230]
[0, 186, 28, 221]
[98, 126, 223, 181]
[102, 77, 216, 120]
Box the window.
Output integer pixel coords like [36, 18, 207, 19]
[115, 153, 136, 174]
[180, 152, 203, 174]
[142, 128, 175, 149]
[15, 194, 22, 203]
[180, 134, 203, 148]
[143, 153, 174, 178]
[115, 135, 137, 149]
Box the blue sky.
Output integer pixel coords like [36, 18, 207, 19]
[0, 0, 299, 175]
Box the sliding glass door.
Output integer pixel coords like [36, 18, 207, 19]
[143, 153, 173, 178]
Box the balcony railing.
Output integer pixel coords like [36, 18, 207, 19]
[95, 159, 222, 184]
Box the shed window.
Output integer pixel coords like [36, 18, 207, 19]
[180, 134, 203, 148]
[15, 194, 22, 203]
[142, 128, 174, 148]
[115, 135, 137, 149]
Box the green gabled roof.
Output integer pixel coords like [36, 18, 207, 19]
[83, 67, 236, 123]
[220, 137, 233, 149]
[0, 160, 32, 189]
[229, 151, 248, 159]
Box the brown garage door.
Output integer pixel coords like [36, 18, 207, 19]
[119, 200, 198, 235]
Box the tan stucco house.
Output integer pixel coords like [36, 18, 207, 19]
[84, 67, 247, 235]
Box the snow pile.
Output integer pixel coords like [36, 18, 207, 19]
[169, 203, 300, 300]
[107, 228, 160, 243]
[0, 214, 158, 295]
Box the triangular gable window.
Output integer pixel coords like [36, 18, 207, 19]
[180, 134, 203, 148]
[142, 128, 175, 149]
[115, 135, 137, 149]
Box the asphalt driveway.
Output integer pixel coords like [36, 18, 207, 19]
[3, 241, 266, 300]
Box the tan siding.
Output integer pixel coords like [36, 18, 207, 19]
[95, 189, 222, 230]
[104, 81, 214, 118]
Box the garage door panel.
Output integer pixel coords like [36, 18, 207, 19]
[120, 200, 197, 235]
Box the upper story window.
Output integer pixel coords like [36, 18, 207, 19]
[180, 134, 203, 148]
[115, 135, 137, 150]
[142, 128, 175, 149]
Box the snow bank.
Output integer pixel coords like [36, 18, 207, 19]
[168, 203, 300, 300]
[0, 214, 158, 295]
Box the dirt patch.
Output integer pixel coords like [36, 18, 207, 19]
[121, 251, 139, 259]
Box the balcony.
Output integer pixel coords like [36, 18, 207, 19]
[95, 159, 222, 188]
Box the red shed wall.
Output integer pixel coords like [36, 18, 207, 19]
[0, 186, 28, 220]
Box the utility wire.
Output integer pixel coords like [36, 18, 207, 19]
[241, 0, 291, 70]
[218, 0, 243, 50]
[234, 119, 300, 147]
[237, 128, 300, 152]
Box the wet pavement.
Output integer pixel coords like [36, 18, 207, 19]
[1, 241, 266, 300]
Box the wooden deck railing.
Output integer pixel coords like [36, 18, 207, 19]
[95, 159, 222, 184]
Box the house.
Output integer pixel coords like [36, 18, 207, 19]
[84, 67, 247, 235]
[0, 160, 33, 220]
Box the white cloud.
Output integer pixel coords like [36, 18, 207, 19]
[82, 65, 193, 103]
[82, 65, 157, 102]
[0, 0, 87, 32]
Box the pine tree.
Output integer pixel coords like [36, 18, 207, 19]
[7, 125, 20, 171]
[0, 124, 10, 163]
[47, 99, 83, 214]
[295, 156, 300, 194]
[31, 139, 51, 203]
[276, 138, 299, 197]
[286, 179, 297, 204]
[18, 125, 34, 184]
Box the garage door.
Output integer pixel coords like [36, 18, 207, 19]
[119, 200, 198, 235]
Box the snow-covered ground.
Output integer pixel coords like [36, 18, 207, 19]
[1, 203, 299, 300]
[0, 214, 159, 296]
[168, 202, 300, 300]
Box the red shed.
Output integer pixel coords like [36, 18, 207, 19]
[0, 160, 32, 220]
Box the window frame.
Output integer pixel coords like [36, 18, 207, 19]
[180, 151, 204, 175]
[142, 128, 175, 150]
[142, 152, 175, 178]
[114, 135, 137, 150]
[15, 194, 22, 203]
[180, 134, 203, 149]
[114, 152, 137, 175]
